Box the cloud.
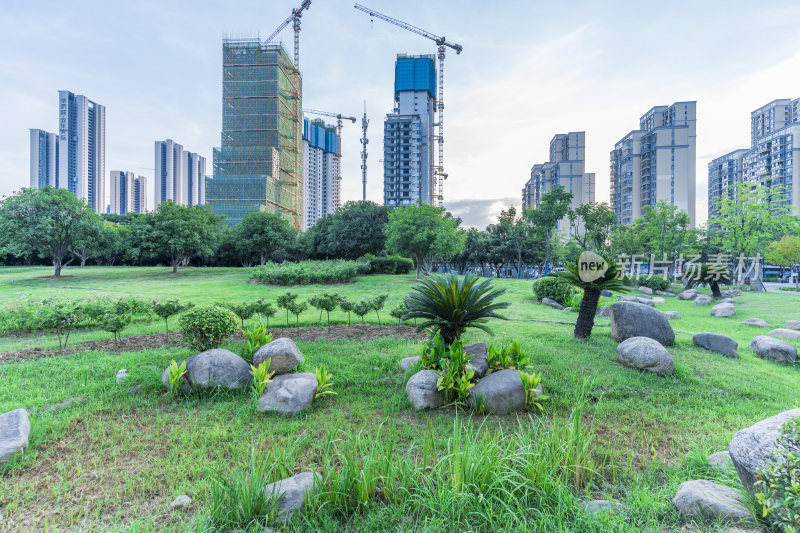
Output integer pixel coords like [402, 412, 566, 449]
[444, 197, 519, 229]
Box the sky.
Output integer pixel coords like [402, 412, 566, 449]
[2, 0, 800, 228]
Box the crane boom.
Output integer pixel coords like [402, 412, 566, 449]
[353, 3, 462, 53]
[305, 108, 357, 209]
[264, 0, 311, 68]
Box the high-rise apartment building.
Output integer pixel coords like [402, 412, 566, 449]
[29, 129, 59, 189]
[206, 39, 303, 228]
[383, 54, 436, 207]
[522, 132, 596, 235]
[709, 98, 800, 218]
[610, 101, 697, 226]
[110, 171, 147, 214]
[133, 175, 147, 213]
[302, 118, 339, 230]
[57, 91, 106, 213]
[183, 151, 205, 206]
[154, 139, 205, 208]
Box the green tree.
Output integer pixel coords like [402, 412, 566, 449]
[558, 255, 628, 339]
[526, 187, 573, 275]
[637, 201, 693, 276]
[132, 201, 224, 273]
[568, 202, 617, 252]
[308, 201, 390, 259]
[766, 235, 800, 289]
[0, 187, 100, 277]
[610, 221, 646, 257]
[385, 201, 464, 279]
[94, 221, 131, 265]
[234, 211, 295, 266]
[494, 206, 533, 279]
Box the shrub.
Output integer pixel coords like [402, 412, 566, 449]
[276, 292, 298, 326]
[98, 312, 131, 341]
[389, 302, 408, 325]
[531, 276, 573, 305]
[755, 417, 800, 532]
[369, 294, 388, 325]
[251, 260, 364, 285]
[435, 339, 475, 403]
[637, 276, 670, 292]
[352, 301, 372, 324]
[309, 293, 340, 329]
[338, 297, 354, 326]
[152, 298, 193, 335]
[179, 305, 238, 351]
[404, 271, 510, 345]
[38, 300, 81, 354]
[251, 299, 277, 328]
[360, 254, 414, 275]
[219, 302, 256, 328]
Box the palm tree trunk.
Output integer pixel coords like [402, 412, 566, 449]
[574, 287, 600, 339]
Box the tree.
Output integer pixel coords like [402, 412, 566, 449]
[0, 187, 100, 277]
[71, 214, 105, 267]
[132, 202, 224, 273]
[526, 187, 573, 276]
[385, 201, 464, 279]
[93, 221, 130, 266]
[234, 211, 295, 265]
[494, 206, 532, 279]
[308, 201, 390, 259]
[568, 202, 617, 252]
[637, 201, 694, 277]
[767, 235, 800, 289]
[610, 221, 646, 257]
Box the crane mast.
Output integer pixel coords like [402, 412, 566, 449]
[360, 102, 369, 202]
[264, 0, 311, 68]
[354, 3, 462, 207]
[304, 109, 357, 209]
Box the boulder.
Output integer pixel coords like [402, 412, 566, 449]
[595, 306, 611, 318]
[601, 289, 613, 297]
[672, 480, 753, 524]
[541, 297, 565, 310]
[257, 373, 317, 415]
[619, 295, 639, 302]
[652, 296, 665, 304]
[264, 471, 320, 518]
[581, 499, 623, 518]
[695, 295, 713, 306]
[464, 342, 489, 378]
[0, 409, 30, 465]
[740, 318, 771, 328]
[723, 298, 736, 304]
[253, 337, 303, 375]
[749, 336, 797, 364]
[677, 291, 697, 301]
[609, 302, 675, 345]
[636, 297, 655, 307]
[160, 349, 251, 393]
[655, 290, 676, 297]
[638, 286, 653, 294]
[616, 337, 675, 375]
[406, 370, 443, 410]
[769, 328, 800, 342]
[116, 369, 128, 384]
[467, 369, 530, 414]
[729, 409, 800, 493]
[707, 451, 734, 470]
[662, 311, 681, 320]
[399, 356, 420, 371]
[785, 319, 800, 331]
[171, 495, 192, 509]
[722, 289, 742, 297]
[693, 332, 738, 358]
[685, 288, 699, 294]
[711, 303, 736, 317]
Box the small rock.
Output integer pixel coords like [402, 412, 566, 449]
[467, 369, 530, 414]
[257, 373, 318, 415]
[636, 297, 655, 307]
[542, 297, 565, 310]
[749, 335, 797, 363]
[685, 288, 699, 294]
[723, 298, 736, 304]
[785, 319, 800, 331]
[616, 336, 675, 375]
[464, 343, 489, 378]
[707, 451, 733, 470]
[678, 292, 698, 301]
[581, 499, 623, 518]
[0, 409, 30, 465]
[171, 495, 192, 509]
[160, 349, 251, 393]
[722, 289, 742, 297]
[609, 302, 675, 346]
[264, 471, 320, 518]
[662, 311, 681, 320]
[711, 303, 736, 317]
[769, 328, 800, 342]
[655, 290, 676, 297]
[253, 338, 304, 375]
[652, 296, 665, 304]
[672, 479, 753, 524]
[595, 306, 611, 318]
[695, 295, 713, 306]
[406, 370, 443, 410]
[399, 356, 420, 371]
[601, 289, 613, 297]
[116, 369, 128, 384]
[740, 318, 771, 328]
[563, 307, 572, 312]
[693, 332, 738, 358]
[638, 286, 653, 294]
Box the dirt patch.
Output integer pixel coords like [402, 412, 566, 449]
[0, 324, 426, 364]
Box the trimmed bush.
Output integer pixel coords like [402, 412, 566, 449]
[637, 276, 670, 292]
[360, 254, 414, 275]
[251, 260, 365, 285]
[531, 277, 573, 306]
[179, 305, 238, 351]
[755, 417, 800, 532]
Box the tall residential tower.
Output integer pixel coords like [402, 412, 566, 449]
[29, 129, 59, 189]
[154, 139, 205, 208]
[302, 118, 339, 230]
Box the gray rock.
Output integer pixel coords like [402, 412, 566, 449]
[399, 356, 420, 371]
[729, 409, 800, 493]
[652, 296, 665, 304]
[693, 332, 738, 358]
[116, 368, 128, 384]
[662, 311, 682, 320]
[595, 306, 611, 318]
[749, 336, 797, 363]
[0, 409, 30, 465]
[542, 297, 565, 310]
[785, 319, 800, 331]
[170, 494, 192, 509]
[638, 286, 653, 294]
[655, 290, 676, 297]
[257, 373, 317, 415]
[695, 295, 713, 306]
[264, 471, 320, 518]
[711, 303, 736, 317]
[707, 451, 733, 470]
[619, 295, 639, 302]
[740, 318, 771, 328]
[769, 328, 800, 342]
[636, 297, 655, 307]
[685, 288, 699, 294]
[672, 480, 753, 524]
[723, 298, 736, 304]
[617, 336, 675, 374]
[253, 337, 303, 375]
[601, 289, 613, 297]
[406, 370, 444, 410]
[609, 302, 675, 345]
[563, 307, 572, 312]
[161, 349, 251, 392]
[677, 291, 698, 301]
[467, 369, 529, 414]
[464, 342, 489, 378]
[581, 499, 623, 518]
[722, 289, 742, 297]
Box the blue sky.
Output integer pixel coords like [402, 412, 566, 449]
[2, 0, 800, 227]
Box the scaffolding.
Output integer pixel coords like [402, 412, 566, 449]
[206, 39, 303, 228]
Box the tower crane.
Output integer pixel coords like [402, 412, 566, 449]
[354, 3, 463, 207]
[360, 102, 369, 202]
[264, 0, 311, 69]
[305, 109, 357, 208]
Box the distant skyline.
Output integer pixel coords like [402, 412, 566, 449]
[3, 0, 800, 228]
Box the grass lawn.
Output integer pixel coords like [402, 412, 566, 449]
[1, 266, 799, 532]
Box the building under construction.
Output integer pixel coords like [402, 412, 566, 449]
[206, 39, 303, 228]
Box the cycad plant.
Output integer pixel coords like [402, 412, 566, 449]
[403, 271, 510, 345]
[682, 263, 732, 298]
[558, 256, 628, 339]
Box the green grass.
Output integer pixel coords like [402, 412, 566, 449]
[1, 266, 799, 531]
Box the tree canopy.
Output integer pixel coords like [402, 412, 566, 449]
[307, 201, 390, 259]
